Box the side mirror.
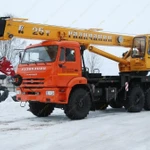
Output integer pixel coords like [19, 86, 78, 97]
[59, 64, 63, 68]
[19, 51, 23, 62]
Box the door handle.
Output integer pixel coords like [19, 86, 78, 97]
[59, 64, 66, 68]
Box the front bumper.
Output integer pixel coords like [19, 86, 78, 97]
[16, 87, 68, 104]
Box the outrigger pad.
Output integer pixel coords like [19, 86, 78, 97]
[0, 86, 9, 102]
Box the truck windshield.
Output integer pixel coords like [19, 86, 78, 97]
[131, 37, 146, 58]
[21, 45, 58, 63]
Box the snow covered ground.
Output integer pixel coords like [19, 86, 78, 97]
[0, 95, 150, 150]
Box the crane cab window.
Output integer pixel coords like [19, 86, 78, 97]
[132, 37, 146, 58]
[59, 48, 75, 62]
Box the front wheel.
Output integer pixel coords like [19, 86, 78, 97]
[29, 102, 54, 117]
[64, 88, 91, 120]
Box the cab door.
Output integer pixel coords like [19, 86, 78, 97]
[57, 46, 81, 87]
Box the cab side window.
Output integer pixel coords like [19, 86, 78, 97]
[66, 48, 75, 61]
[59, 48, 75, 61]
[132, 38, 146, 58]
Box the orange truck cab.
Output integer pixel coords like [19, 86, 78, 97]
[16, 40, 86, 104]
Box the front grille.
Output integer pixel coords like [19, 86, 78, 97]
[22, 78, 44, 86]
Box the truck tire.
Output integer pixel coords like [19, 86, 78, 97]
[144, 89, 150, 110]
[110, 90, 124, 108]
[125, 86, 145, 112]
[29, 102, 54, 117]
[64, 88, 91, 120]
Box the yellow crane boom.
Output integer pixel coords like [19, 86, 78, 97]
[0, 17, 133, 48]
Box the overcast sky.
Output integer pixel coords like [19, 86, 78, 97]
[1, 0, 150, 34]
[1, 0, 150, 74]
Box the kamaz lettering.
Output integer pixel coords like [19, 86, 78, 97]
[21, 67, 46, 71]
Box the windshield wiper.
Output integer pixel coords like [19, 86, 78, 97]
[30, 59, 38, 65]
[38, 58, 47, 64]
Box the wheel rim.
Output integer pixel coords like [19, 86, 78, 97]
[76, 95, 86, 110]
[134, 94, 141, 105]
[79, 99, 84, 107]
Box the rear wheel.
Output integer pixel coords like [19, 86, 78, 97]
[144, 88, 150, 110]
[109, 90, 123, 108]
[29, 102, 54, 117]
[125, 86, 145, 112]
[64, 88, 91, 120]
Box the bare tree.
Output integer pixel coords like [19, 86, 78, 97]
[84, 50, 103, 73]
[0, 14, 27, 69]
[0, 37, 26, 69]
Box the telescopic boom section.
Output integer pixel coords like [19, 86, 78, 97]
[0, 17, 133, 47]
[88, 46, 129, 65]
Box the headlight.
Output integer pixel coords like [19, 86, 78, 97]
[46, 91, 55, 96]
[16, 90, 21, 95]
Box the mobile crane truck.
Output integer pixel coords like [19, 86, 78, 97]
[0, 17, 150, 120]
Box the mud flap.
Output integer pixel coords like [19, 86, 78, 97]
[0, 86, 9, 102]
